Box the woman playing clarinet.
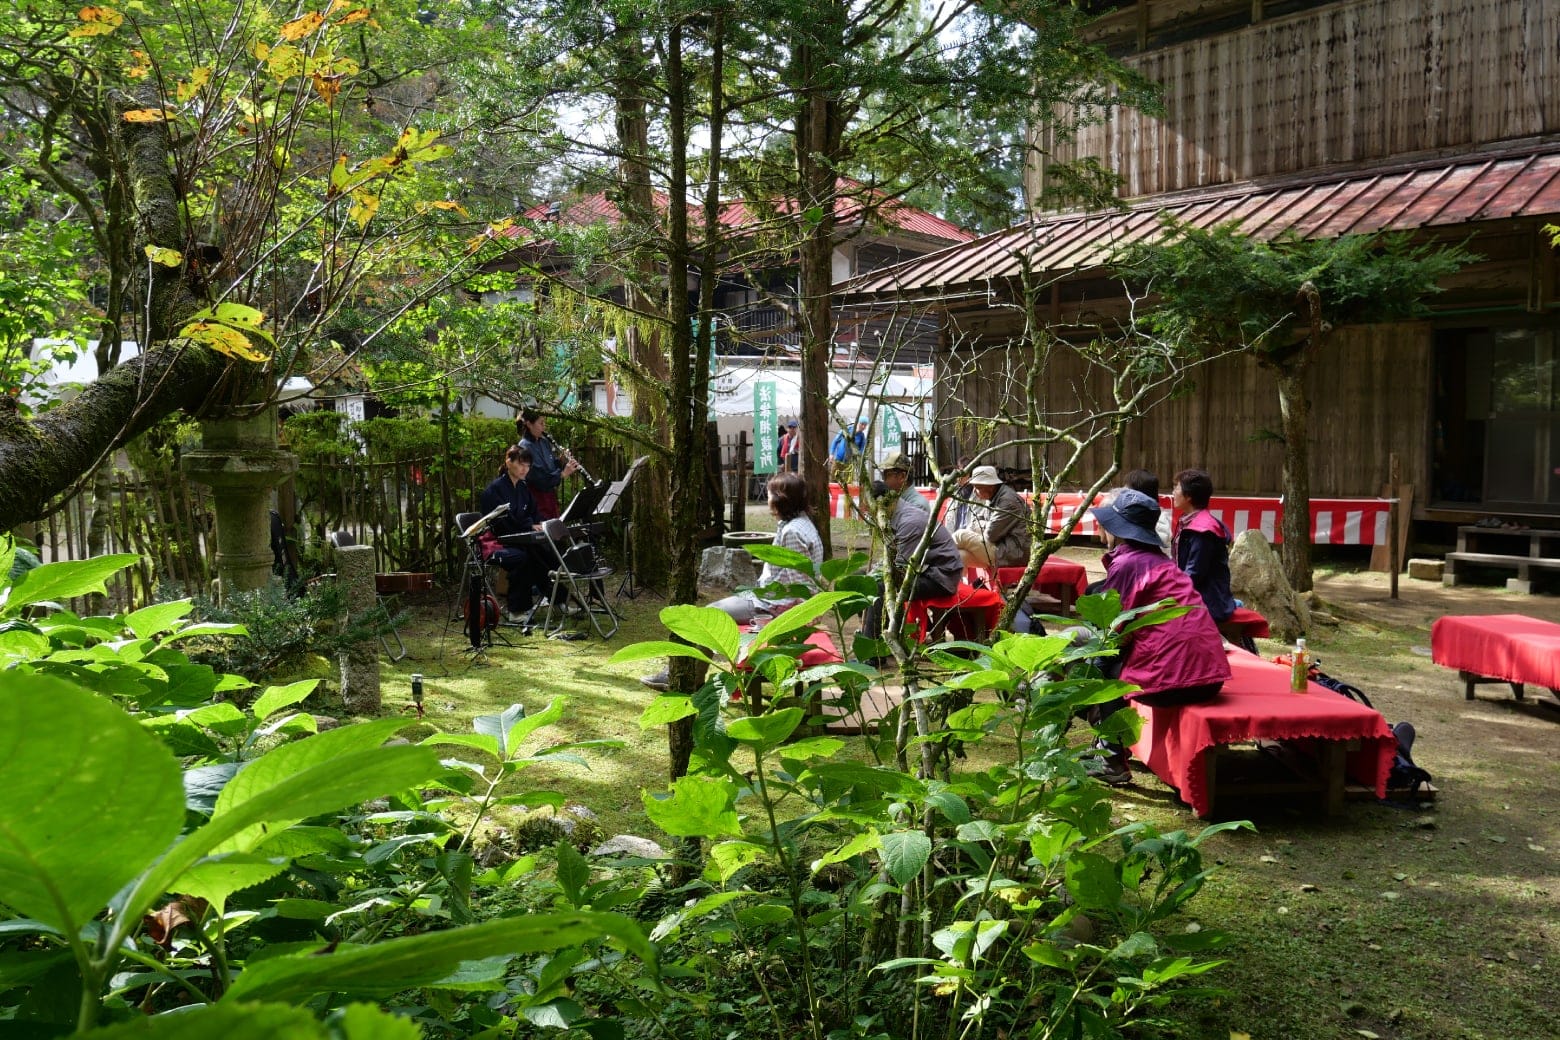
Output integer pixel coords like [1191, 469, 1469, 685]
[516, 408, 579, 520]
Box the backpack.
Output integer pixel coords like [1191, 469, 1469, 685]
[830, 431, 848, 462]
[1278, 657, 1434, 799]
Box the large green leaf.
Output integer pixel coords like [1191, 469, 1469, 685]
[638, 695, 698, 729]
[641, 776, 741, 838]
[745, 591, 855, 649]
[0, 675, 183, 932]
[1064, 851, 1124, 911]
[128, 726, 444, 909]
[175, 854, 290, 915]
[659, 604, 740, 662]
[725, 707, 803, 749]
[251, 680, 318, 724]
[607, 640, 713, 665]
[122, 600, 194, 640]
[225, 912, 654, 1003]
[4, 554, 140, 614]
[879, 830, 932, 886]
[76, 1001, 403, 1039]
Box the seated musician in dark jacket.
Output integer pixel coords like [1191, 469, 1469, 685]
[478, 446, 551, 622]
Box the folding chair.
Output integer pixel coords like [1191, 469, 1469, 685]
[538, 518, 620, 639]
[327, 530, 407, 661]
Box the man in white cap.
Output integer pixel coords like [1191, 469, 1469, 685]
[952, 466, 1032, 570]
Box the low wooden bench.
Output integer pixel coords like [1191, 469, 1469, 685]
[1443, 526, 1560, 594]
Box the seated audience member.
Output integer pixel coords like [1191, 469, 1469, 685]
[943, 455, 977, 532]
[953, 465, 1032, 571]
[1122, 467, 1173, 550]
[1171, 468, 1236, 624]
[478, 445, 551, 623]
[860, 450, 964, 640]
[641, 473, 823, 690]
[1085, 488, 1231, 786]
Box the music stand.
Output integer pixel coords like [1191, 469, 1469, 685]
[600, 456, 648, 598]
[560, 479, 609, 526]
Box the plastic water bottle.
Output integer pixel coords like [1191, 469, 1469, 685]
[1290, 638, 1310, 693]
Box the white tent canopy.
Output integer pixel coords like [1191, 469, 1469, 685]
[710, 362, 930, 429]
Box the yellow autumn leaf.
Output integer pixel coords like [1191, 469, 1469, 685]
[175, 66, 211, 103]
[417, 200, 470, 216]
[69, 6, 124, 37]
[336, 7, 373, 25]
[279, 12, 325, 41]
[122, 108, 171, 123]
[143, 245, 183, 267]
[348, 188, 380, 228]
[181, 322, 269, 363]
[311, 72, 343, 106]
[263, 43, 306, 81]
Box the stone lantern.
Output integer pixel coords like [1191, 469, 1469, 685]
[181, 406, 297, 597]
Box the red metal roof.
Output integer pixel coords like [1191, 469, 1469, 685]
[841, 141, 1560, 298]
[504, 183, 974, 245]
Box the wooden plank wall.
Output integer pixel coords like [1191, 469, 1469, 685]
[934, 317, 1432, 498]
[1039, 0, 1560, 200]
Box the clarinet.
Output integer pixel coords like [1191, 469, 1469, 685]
[556, 441, 598, 485]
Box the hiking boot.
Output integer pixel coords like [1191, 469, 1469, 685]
[1085, 743, 1133, 788]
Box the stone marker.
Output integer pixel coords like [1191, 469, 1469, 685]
[698, 546, 758, 591]
[336, 543, 381, 713]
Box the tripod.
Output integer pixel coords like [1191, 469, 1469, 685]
[442, 530, 516, 666]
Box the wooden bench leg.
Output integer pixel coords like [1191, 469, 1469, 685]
[1321, 742, 1347, 815]
[1201, 747, 1217, 819]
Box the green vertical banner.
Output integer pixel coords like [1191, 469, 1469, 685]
[879, 408, 902, 459]
[754, 380, 778, 475]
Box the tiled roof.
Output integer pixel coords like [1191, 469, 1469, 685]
[503, 183, 974, 245]
[840, 141, 1560, 298]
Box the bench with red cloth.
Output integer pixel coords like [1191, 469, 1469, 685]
[1128, 648, 1396, 818]
[971, 558, 1090, 616]
[905, 583, 1005, 643]
[735, 628, 843, 712]
[1430, 613, 1560, 703]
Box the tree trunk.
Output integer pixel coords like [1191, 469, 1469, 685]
[1275, 358, 1313, 593]
[613, 12, 672, 590]
[792, 24, 847, 556]
[662, 20, 702, 785]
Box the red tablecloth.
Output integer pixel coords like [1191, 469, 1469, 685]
[1129, 649, 1396, 817]
[905, 583, 1005, 643]
[826, 484, 1393, 545]
[1222, 606, 1271, 638]
[975, 559, 1090, 599]
[1430, 614, 1560, 690]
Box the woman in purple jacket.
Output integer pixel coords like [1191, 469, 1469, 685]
[1087, 488, 1231, 786]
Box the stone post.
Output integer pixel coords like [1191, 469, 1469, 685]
[181, 406, 297, 597]
[335, 543, 381, 714]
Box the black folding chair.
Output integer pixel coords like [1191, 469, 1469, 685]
[538, 518, 620, 640]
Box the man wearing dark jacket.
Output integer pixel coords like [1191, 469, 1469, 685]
[861, 450, 963, 639]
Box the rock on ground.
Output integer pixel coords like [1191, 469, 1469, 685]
[699, 546, 757, 591]
[1228, 529, 1310, 642]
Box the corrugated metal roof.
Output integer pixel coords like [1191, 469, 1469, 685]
[841, 141, 1560, 299]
